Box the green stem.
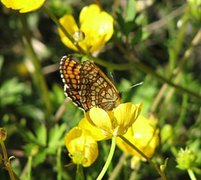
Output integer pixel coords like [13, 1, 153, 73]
[56, 147, 62, 180]
[97, 136, 117, 180]
[91, 51, 200, 100]
[19, 15, 52, 122]
[42, 6, 85, 54]
[0, 142, 16, 180]
[75, 165, 84, 180]
[88, 55, 132, 70]
[133, 60, 201, 100]
[170, 7, 189, 66]
[108, 153, 127, 180]
[151, 29, 201, 112]
[119, 135, 167, 180]
[27, 156, 32, 180]
[188, 169, 197, 180]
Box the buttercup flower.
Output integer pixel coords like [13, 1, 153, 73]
[117, 115, 159, 160]
[78, 118, 108, 141]
[85, 103, 142, 138]
[1, 0, 45, 13]
[64, 127, 98, 167]
[58, 4, 114, 53]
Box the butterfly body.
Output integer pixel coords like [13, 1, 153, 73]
[60, 55, 121, 111]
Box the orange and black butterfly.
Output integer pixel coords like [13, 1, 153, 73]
[60, 55, 121, 111]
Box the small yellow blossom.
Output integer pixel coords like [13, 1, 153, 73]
[85, 103, 142, 138]
[58, 4, 114, 53]
[117, 115, 159, 159]
[1, 0, 45, 13]
[64, 127, 98, 167]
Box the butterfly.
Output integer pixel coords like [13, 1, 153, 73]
[60, 55, 121, 111]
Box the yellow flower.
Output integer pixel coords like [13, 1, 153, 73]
[1, 0, 45, 13]
[117, 115, 159, 160]
[58, 4, 114, 53]
[64, 127, 98, 167]
[85, 103, 142, 138]
[78, 118, 108, 141]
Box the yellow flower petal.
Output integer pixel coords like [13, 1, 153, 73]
[78, 118, 107, 141]
[58, 15, 79, 51]
[117, 115, 159, 159]
[86, 103, 142, 137]
[58, 4, 114, 53]
[79, 4, 101, 22]
[64, 127, 98, 167]
[79, 4, 114, 52]
[113, 103, 142, 135]
[86, 107, 114, 137]
[1, 0, 45, 13]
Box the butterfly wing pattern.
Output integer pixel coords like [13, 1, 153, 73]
[60, 55, 121, 111]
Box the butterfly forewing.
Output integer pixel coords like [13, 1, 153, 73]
[60, 55, 121, 111]
[60, 56, 83, 109]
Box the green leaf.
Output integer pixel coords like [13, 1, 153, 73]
[49, 84, 65, 108]
[48, 124, 66, 154]
[32, 148, 48, 166]
[130, 28, 143, 46]
[16, 104, 45, 121]
[125, 0, 136, 22]
[116, 11, 137, 36]
[0, 78, 28, 107]
[19, 121, 47, 146]
[35, 124, 47, 146]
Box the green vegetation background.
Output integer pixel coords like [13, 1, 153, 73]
[0, 0, 200, 179]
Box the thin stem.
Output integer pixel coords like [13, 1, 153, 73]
[0, 142, 16, 180]
[97, 136, 117, 180]
[19, 15, 52, 122]
[187, 169, 197, 180]
[114, 35, 201, 100]
[75, 165, 84, 180]
[133, 60, 201, 100]
[27, 156, 32, 180]
[52, 99, 69, 126]
[150, 84, 168, 112]
[173, 29, 201, 76]
[119, 135, 167, 180]
[170, 7, 189, 65]
[94, 48, 201, 100]
[88, 55, 132, 70]
[56, 147, 62, 180]
[144, 4, 186, 33]
[108, 153, 127, 180]
[151, 27, 201, 112]
[42, 6, 85, 54]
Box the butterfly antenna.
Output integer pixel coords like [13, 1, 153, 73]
[109, 72, 116, 84]
[130, 82, 144, 89]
